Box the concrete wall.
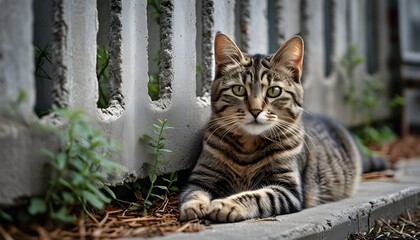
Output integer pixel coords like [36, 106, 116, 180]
[0, 0, 60, 205]
[0, 0, 394, 205]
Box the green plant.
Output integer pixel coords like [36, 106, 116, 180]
[34, 44, 111, 109]
[34, 45, 53, 81]
[28, 108, 126, 223]
[148, 0, 161, 24]
[142, 119, 175, 215]
[10, 89, 27, 114]
[97, 46, 110, 108]
[339, 44, 404, 156]
[148, 72, 160, 101]
[0, 209, 13, 223]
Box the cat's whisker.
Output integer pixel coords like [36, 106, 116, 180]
[297, 106, 312, 116]
[273, 122, 312, 151]
[205, 116, 238, 131]
[205, 118, 240, 144]
[267, 125, 282, 142]
[220, 123, 240, 141]
[275, 118, 317, 149]
[262, 129, 277, 142]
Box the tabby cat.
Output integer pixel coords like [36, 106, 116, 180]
[179, 32, 361, 223]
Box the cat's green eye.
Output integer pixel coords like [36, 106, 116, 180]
[232, 85, 247, 96]
[267, 86, 282, 98]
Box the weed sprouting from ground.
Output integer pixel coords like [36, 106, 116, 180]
[28, 108, 126, 223]
[142, 119, 177, 215]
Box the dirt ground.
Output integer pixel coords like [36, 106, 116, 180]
[348, 206, 420, 240]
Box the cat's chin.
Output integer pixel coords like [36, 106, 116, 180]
[241, 123, 272, 136]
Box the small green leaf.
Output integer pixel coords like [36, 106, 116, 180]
[158, 148, 172, 153]
[144, 199, 152, 207]
[170, 172, 177, 181]
[155, 185, 168, 190]
[149, 172, 157, 183]
[42, 149, 56, 159]
[28, 197, 47, 215]
[51, 207, 74, 223]
[170, 185, 179, 192]
[61, 192, 75, 204]
[142, 134, 153, 143]
[71, 173, 85, 186]
[162, 125, 174, 130]
[56, 152, 66, 170]
[151, 193, 165, 200]
[85, 182, 111, 203]
[151, 128, 161, 136]
[82, 190, 104, 210]
[0, 209, 12, 222]
[102, 185, 117, 199]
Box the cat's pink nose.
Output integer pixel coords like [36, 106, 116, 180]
[249, 109, 262, 119]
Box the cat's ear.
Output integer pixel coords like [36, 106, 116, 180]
[214, 32, 244, 66]
[270, 35, 304, 83]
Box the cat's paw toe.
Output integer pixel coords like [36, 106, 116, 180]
[180, 200, 208, 221]
[208, 199, 245, 223]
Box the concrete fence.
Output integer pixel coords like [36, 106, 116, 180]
[0, 0, 392, 205]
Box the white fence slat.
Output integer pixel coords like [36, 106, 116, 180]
[171, 0, 197, 106]
[66, 0, 99, 112]
[102, 0, 150, 179]
[0, 0, 62, 206]
[0, 0, 35, 121]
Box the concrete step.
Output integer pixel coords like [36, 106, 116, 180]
[124, 159, 420, 240]
[144, 182, 420, 240]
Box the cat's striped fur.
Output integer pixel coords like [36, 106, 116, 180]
[179, 32, 361, 222]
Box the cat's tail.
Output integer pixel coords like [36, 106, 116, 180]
[360, 154, 389, 173]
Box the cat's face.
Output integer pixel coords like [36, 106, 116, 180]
[211, 33, 304, 136]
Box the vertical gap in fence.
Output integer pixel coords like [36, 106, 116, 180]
[147, 0, 161, 101]
[33, 0, 54, 117]
[323, 0, 333, 77]
[366, 0, 378, 74]
[97, 0, 124, 119]
[97, 0, 111, 109]
[268, 0, 285, 53]
[300, 0, 309, 84]
[345, 0, 352, 45]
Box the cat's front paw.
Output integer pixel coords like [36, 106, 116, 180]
[179, 199, 209, 221]
[208, 199, 246, 223]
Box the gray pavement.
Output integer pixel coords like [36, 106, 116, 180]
[126, 158, 420, 240]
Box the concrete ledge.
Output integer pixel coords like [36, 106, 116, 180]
[0, 119, 60, 205]
[143, 181, 420, 240]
